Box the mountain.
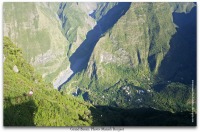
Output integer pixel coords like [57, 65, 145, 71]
[4, 37, 196, 126]
[3, 3, 69, 83]
[60, 2, 196, 112]
[58, 2, 97, 57]
[3, 2, 97, 83]
[3, 2, 197, 126]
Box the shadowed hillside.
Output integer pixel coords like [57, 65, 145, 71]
[4, 97, 37, 126]
[90, 106, 196, 126]
[57, 3, 131, 90]
[158, 6, 197, 85]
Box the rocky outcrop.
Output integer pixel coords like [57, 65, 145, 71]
[13, 65, 19, 73]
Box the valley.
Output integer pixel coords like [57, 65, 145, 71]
[54, 2, 131, 90]
[3, 2, 197, 126]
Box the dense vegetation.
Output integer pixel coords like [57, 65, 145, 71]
[3, 37, 196, 126]
[91, 106, 196, 126]
[3, 37, 94, 126]
[60, 3, 196, 114]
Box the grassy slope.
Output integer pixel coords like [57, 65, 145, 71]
[3, 37, 95, 126]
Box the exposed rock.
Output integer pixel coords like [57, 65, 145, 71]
[13, 65, 19, 73]
[53, 67, 74, 89]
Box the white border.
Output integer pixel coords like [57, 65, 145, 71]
[0, 0, 199, 132]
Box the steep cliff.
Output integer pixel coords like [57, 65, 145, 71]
[60, 3, 196, 112]
[58, 2, 97, 57]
